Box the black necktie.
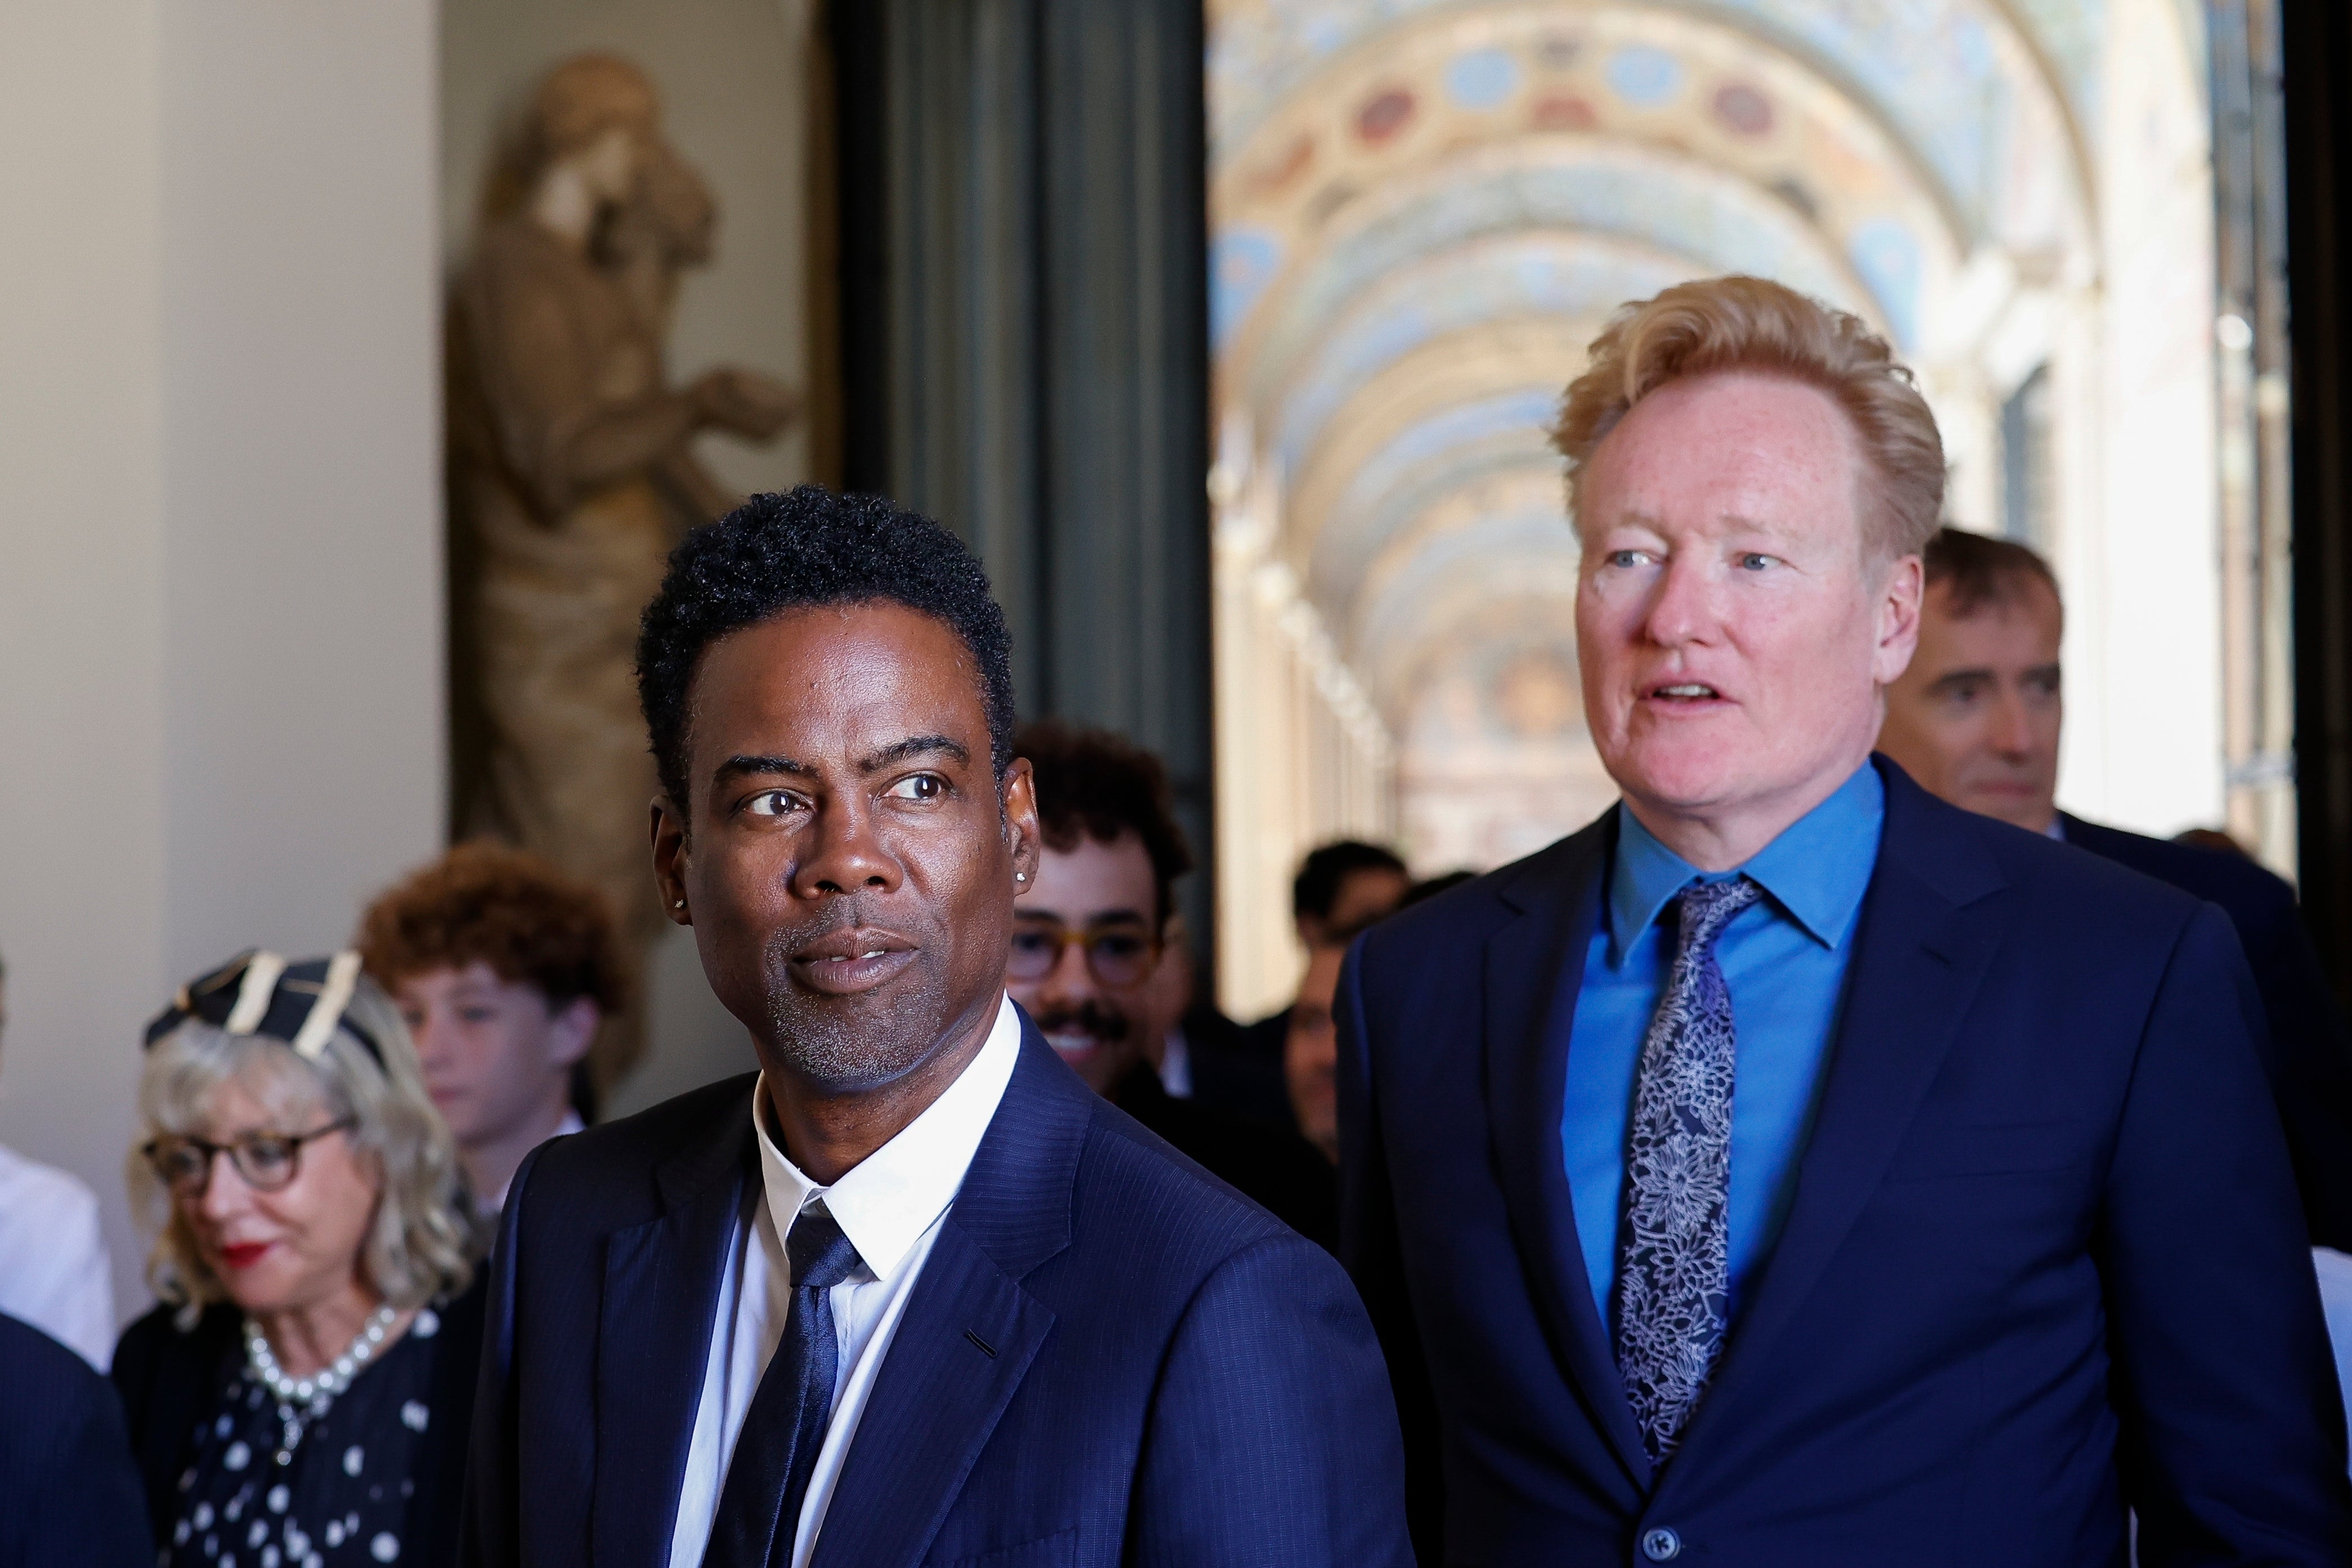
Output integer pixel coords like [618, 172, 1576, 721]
[700, 1207, 864, 1568]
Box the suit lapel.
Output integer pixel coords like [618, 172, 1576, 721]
[1667, 767, 2005, 1470]
[804, 1224, 1056, 1568]
[1483, 818, 1655, 1491]
[593, 1087, 759, 1568]
[808, 1021, 1089, 1568]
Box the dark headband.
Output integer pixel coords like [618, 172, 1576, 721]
[143, 950, 384, 1067]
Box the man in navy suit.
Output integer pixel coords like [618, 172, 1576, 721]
[461, 487, 1409, 1568]
[0, 1312, 151, 1568]
[1338, 277, 2352, 1565]
[1879, 524, 2352, 1249]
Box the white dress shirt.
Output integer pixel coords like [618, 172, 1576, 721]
[0, 1140, 115, 1370]
[1157, 1025, 1192, 1098]
[666, 995, 1022, 1568]
[2315, 1247, 2352, 1477]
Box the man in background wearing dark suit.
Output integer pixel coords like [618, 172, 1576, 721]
[1008, 719, 1337, 1248]
[1235, 844, 1408, 1064]
[0, 1311, 150, 1568]
[463, 488, 1409, 1568]
[1879, 524, 2352, 1248]
[1340, 277, 2351, 1565]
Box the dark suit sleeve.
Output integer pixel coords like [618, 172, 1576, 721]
[2239, 885, 2352, 1251]
[1130, 1232, 1413, 1568]
[1335, 940, 1446, 1562]
[2098, 904, 2352, 1564]
[458, 1142, 544, 1568]
[1, 1319, 152, 1568]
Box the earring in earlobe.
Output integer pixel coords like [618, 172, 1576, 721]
[673, 899, 686, 909]
[1016, 872, 1027, 882]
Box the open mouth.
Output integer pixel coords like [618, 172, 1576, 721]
[787, 929, 918, 996]
[1645, 681, 1726, 704]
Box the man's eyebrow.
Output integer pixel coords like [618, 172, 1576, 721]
[859, 735, 969, 772]
[713, 753, 814, 784]
[1928, 667, 1995, 691]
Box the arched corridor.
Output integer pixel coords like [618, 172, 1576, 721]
[1206, 0, 2270, 1014]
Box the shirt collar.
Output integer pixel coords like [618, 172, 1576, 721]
[1609, 762, 1884, 960]
[753, 991, 1022, 1284]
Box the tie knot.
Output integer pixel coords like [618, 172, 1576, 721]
[786, 1208, 862, 1292]
[1675, 875, 1761, 955]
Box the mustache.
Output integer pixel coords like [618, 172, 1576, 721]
[1029, 1000, 1130, 1044]
[762, 900, 879, 963]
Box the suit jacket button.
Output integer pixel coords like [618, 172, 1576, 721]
[1641, 1526, 1682, 1561]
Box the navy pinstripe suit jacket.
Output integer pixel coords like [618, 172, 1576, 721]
[460, 1011, 1412, 1568]
[0, 1312, 151, 1568]
[1340, 759, 2352, 1566]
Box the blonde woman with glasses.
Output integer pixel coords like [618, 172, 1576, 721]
[113, 952, 482, 1568]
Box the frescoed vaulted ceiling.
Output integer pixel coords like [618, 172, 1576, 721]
[1209, 0, 2103, 865]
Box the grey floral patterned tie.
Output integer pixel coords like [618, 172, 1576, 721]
[1614, 874, 1762, 1465]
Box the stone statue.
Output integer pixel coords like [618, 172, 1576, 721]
[448, 52, 797, 1097]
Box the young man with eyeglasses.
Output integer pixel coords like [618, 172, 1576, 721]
[1010, 720, 1338, 1248]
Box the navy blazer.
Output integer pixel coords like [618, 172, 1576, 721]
[0, 1313, 150, 1568]
[461, 1013, 1411, 1568]
[1339, 759, 2352, 1566]
[2062, 811, 2352, 1251]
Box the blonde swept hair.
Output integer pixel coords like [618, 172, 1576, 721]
[131, 977, 473, 1327]
[1552, 276, 1946, 563]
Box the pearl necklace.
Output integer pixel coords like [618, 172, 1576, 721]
[243, 1304, 398, 1409]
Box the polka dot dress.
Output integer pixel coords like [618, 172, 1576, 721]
[165, 1309, 443, 1568]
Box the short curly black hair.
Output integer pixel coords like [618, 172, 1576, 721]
[1015, 720, 1193, 925]
[636, 487, 1017, 815]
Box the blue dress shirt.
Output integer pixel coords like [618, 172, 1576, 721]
[1562, 762, 1885, 1326]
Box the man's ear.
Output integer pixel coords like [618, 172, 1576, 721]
[1002, 758, 1042, 891]
[1873, 550, 1924, 686]
[547, 996, 600, 1069]
[650, 794, 692, 924]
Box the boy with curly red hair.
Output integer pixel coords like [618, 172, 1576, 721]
[357, 842, 625, 1212]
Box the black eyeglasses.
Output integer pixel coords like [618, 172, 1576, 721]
[1007, 920, 1160, 987]
[142, 1120, 354, 1197]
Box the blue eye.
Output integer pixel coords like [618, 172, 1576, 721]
[1739, 553, 1775, 571]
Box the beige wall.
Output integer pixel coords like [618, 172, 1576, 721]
[0, 0, 444, 1329]
[159, 2, 447, 978]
